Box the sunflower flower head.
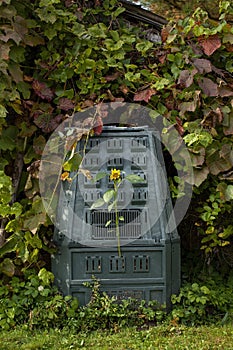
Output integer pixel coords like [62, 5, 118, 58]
[110, 168, 121, 181]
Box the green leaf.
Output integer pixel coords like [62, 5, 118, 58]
[112, 6, 125, 18]
[225, 185, 233, 200]
[136, 41, 153, 54]
[90, 198, 105, 209]
[0, 258, 15, 277]
[119, 216, 124, 221]
[63, 153, 82, 172]
[92, 172, 107, 182]
[11, 202, 23, 217]
[38, 267, 54, 285]
[125, 174, 145, 183]
[105, 220, 112, 227]
[103, 189, 115, 203]
[0, 234, 19, 257]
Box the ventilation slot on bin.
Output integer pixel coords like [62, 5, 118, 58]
[131, 137, 148, 151]
[131, 154, 147, 169]
[91, 210, 141, 239]
[83, 191, 101, 203]
[109, 256, 125, 273]
[132, 171, 147, 187]
[132, 189, 148, 204]
[86, 139, 100, 152]
[107, 157, 124, 169]
[85, 256, 102, 273]
[107, 139, 123, 152]
[133, 255, 149, 272]
[83, 156, 99, 169]
[84, 172, 100, 188]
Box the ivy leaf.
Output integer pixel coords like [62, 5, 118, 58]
[179, 91, 200, 116]
[34, 113, 63, 133]
[33, 135, 46, 155]
[104, 72, 121, 82]
[223, 111, 233, 135]
[0, 258, 15, 277]
[198, 34, 221, 56]
[193, 167, 210, 187]
[133, 88, 156, 103]
[193, 58, 212, 74]
[8, 62, 23, 83]
[218, 86, 233, 97]
[198, 77, 218, 97]
[0, 234, 19, 257]
[32, 80, 54, 101]
[178, 68, 198, 88]
[58, 97, 75, 111]
[225, 185, 233, 200]
[23, 212, 47, 234]
[0, 43, 10, 60]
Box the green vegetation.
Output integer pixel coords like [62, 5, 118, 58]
[0, 0, 233, 334]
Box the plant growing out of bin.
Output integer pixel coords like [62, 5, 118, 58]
[91, 168, 145, 257]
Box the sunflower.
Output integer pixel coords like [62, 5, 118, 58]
[110, 168, 121, 181]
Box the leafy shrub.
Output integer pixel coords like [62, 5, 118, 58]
[0, 268, 78, 330]
[171, 273, 233, 325]
[0, 271, 166, 331]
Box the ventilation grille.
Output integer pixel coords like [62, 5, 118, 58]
[107, 290, 144, 301]
[91, 209, 141, 240]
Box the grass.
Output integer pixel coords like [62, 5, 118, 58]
[1, 324, 233, 350]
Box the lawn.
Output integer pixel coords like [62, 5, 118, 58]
[1, 324, 233, 350]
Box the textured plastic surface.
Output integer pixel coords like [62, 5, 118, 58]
[52, 126, 180, 307]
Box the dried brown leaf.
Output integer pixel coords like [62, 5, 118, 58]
[177, 68, 197, 88]
[32, 80, 54, 101]
[198, 34, 221, 56]
[58, 97, 75, 111]
[198, 77, 218, 97]
[133, 88, 156, 103]
[193, 58, 212, 74]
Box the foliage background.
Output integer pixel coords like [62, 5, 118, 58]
[0, 0, 232, 312]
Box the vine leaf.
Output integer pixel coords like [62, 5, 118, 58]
[32, 80, 54, 101]
[198, 34, 221, 56]
[58, 97, 75, 111]
[0, 258, 15, 277]
[177, 69, 197, 88]
[133, 88, 156, 103]
[193, 58, 212, 74]
[198, 77, 218, 97]
[193, 166, 209, 187]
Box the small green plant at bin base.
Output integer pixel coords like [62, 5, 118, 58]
[80, 276, 166, 331]
[90, 168, 145, 257]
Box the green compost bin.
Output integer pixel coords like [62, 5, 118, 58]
[52, 126, 180, 308]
